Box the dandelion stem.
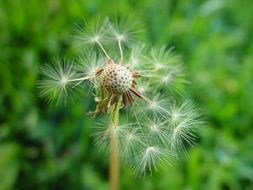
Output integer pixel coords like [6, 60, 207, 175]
[68, 75, 94, 82]
[96, 40, 111, 59]
[118, 40, 123, 63]
[109, 101, 120, 190]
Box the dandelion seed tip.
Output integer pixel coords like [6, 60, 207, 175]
[155, 62, 164, 69]
[146, 146, 156, 153]
[174, 124, 183, 133]
[127, 133, 133, 140]
[60, 76, 69, 86]
[150, 124, 158, 131]
[150, 101, 157, 108]
[162, 75, 171, 83]
[171, 111, 180, 120]
[116, 33, 126, 41]
[90, 35, 100, 43]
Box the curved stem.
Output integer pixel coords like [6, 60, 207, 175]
[67, 75, 95, 88]
[96, 40, 111, 59]
[118, 40, 123, 64]
[68, 75, 94, 82]
[109, 101, 120, 190]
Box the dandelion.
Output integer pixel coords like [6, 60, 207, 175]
[38, 17, 203, 189]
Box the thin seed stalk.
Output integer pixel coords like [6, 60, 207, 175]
[109, 100, 120, 190]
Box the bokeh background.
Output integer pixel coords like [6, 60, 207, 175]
[1, 0, 253, 189]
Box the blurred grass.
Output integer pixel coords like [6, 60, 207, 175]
[0, 0, 253, 189]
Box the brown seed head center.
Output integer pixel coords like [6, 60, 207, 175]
[101, 63, 133, 94]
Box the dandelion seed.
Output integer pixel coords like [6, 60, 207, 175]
[109, 17, 141, 46]
[169, 101, 203, 154]
[146, 120, 169, 146]
[38, 59, 77, 104]
[133, 146, 172, 175]
[120, 127, 145, 161]
[74, 18, 110, 47]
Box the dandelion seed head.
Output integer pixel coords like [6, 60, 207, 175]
[39, 17, 203, 176]
[101, 63, 133, 94]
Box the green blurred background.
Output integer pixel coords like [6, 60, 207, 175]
[1, 0, 253, 189]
